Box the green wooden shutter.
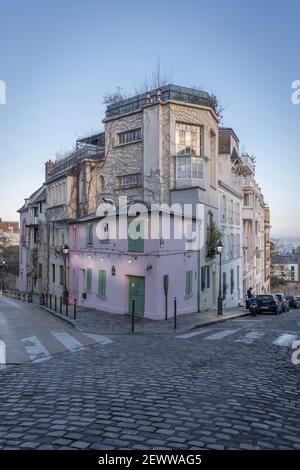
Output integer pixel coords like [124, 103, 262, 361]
[86, 223, 93, 245]
[185, 271, 192, 297]
[98, 270, 106, 297]
[128, 221, 144, 252]
[86, 268, 92, 291]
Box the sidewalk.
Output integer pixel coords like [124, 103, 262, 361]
[41, 304, 249, 335]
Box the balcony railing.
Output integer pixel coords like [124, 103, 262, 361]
[106, 84, 214, 119]
[47, 145, 105, 181]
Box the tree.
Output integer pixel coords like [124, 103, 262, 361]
[270, 275, 288, 289]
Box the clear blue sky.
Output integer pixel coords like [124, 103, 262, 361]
[0, 0, 299, 237]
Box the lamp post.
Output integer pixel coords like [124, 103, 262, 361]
[1, 259, 7, 292]
[216, 240, 224, 316]
[62, 244, 69, 305]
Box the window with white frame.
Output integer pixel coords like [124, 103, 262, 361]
[117, 128, 142, 145]
[176, 123, 205, 180]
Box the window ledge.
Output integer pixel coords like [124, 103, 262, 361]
[115, 139, 143, 148]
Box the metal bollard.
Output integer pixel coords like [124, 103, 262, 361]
[174, 297, 177, 330]
[54, 295, 57, 312]
[131, 299, 135, 333]
[45, 294, 48, 308]
[74, 299, 77, 320]
[49, 295, 52, 310]
[59, 296, 62, 314]
[66, 298, 68, 317]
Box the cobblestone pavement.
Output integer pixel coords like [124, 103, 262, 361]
[1, 304, 300, 450]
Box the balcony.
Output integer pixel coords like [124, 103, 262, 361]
[47, 144, 105, 182]
[242, 207, 253, 220]
[106, 84, 214, 119]
[240, 153, 255, 173]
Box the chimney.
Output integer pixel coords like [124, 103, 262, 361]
[45, 160, 54, 182]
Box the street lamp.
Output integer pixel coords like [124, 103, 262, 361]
[1, 259, 7, 292]
[62, 244, 69, 305]
[216, 240, 224, 316]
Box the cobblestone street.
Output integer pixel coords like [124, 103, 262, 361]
[1, 296, 300, 450]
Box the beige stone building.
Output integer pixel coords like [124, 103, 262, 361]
[218, 128, 243, 307]
[45, 133, 105, 300]
[241, 153, 267, 296]
[101, 85, 220, 311]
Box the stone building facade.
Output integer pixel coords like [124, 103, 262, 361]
[218, 128, 243, 308]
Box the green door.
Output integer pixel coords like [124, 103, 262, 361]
[128, 276, 145, 315]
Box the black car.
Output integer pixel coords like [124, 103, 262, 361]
[256, 294, 281, 314]
[286, 295, 300, 309]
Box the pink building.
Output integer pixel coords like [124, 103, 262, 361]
[68, 207, 208, 320]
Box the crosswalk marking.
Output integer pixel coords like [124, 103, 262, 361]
[52, 331, 84, 352]
[21, 336, 52, 363]
[177, 328, 213, 339]
[84, 333, 113, 345]
[272, 334, 297, 347]
[204, 329, 238, 340]
[235, 330, 265, 344]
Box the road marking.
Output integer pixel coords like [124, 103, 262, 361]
[273, 334, 297, 347]
[84, 333, 113, 345]
[204, 329, 238, 340]
[235, 330, 266, 343]
[21, 336, 52, 362]
[177, 328, 213, 339]
[0, 339, 6, 364]
[52, 331, 84, 352]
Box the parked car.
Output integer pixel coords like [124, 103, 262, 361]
[286, 295, 300, 309]
[256, 294, 281, 314]
[274, 293, 289, 312]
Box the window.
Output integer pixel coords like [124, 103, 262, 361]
[176, 123, 204, 156]
[206, 266, 210, 289]
[86, 223, 93, 245]
[52, 264, 55, 283]
[33, 227, 38, 244]
[244, 193, 250, 206]
[128, 220, 144, 252]
[59, 265, 64, 286]
[86, 268, 92, 292]
[99, 175, 105, 193]
[177, 157, 205, 179]
[186, 223, 194, 250]
[230, 269, 234, 295]
[201, 266, 205, 291]
[118, 128, 142, 145]
[221, 195, 227, 222]
[119, 174, 141, 188]
[176, 123, 205, 180]
[185, 271, 193, 297]
[98, 270, 106, 297]
[230, 200, 234, 224]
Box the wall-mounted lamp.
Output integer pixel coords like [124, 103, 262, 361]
[146, 263, 153, 271]
[128, 259, 133, 264]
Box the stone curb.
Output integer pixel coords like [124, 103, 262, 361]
[191, 310, 249, 331]
[40, 306, 76, 328]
